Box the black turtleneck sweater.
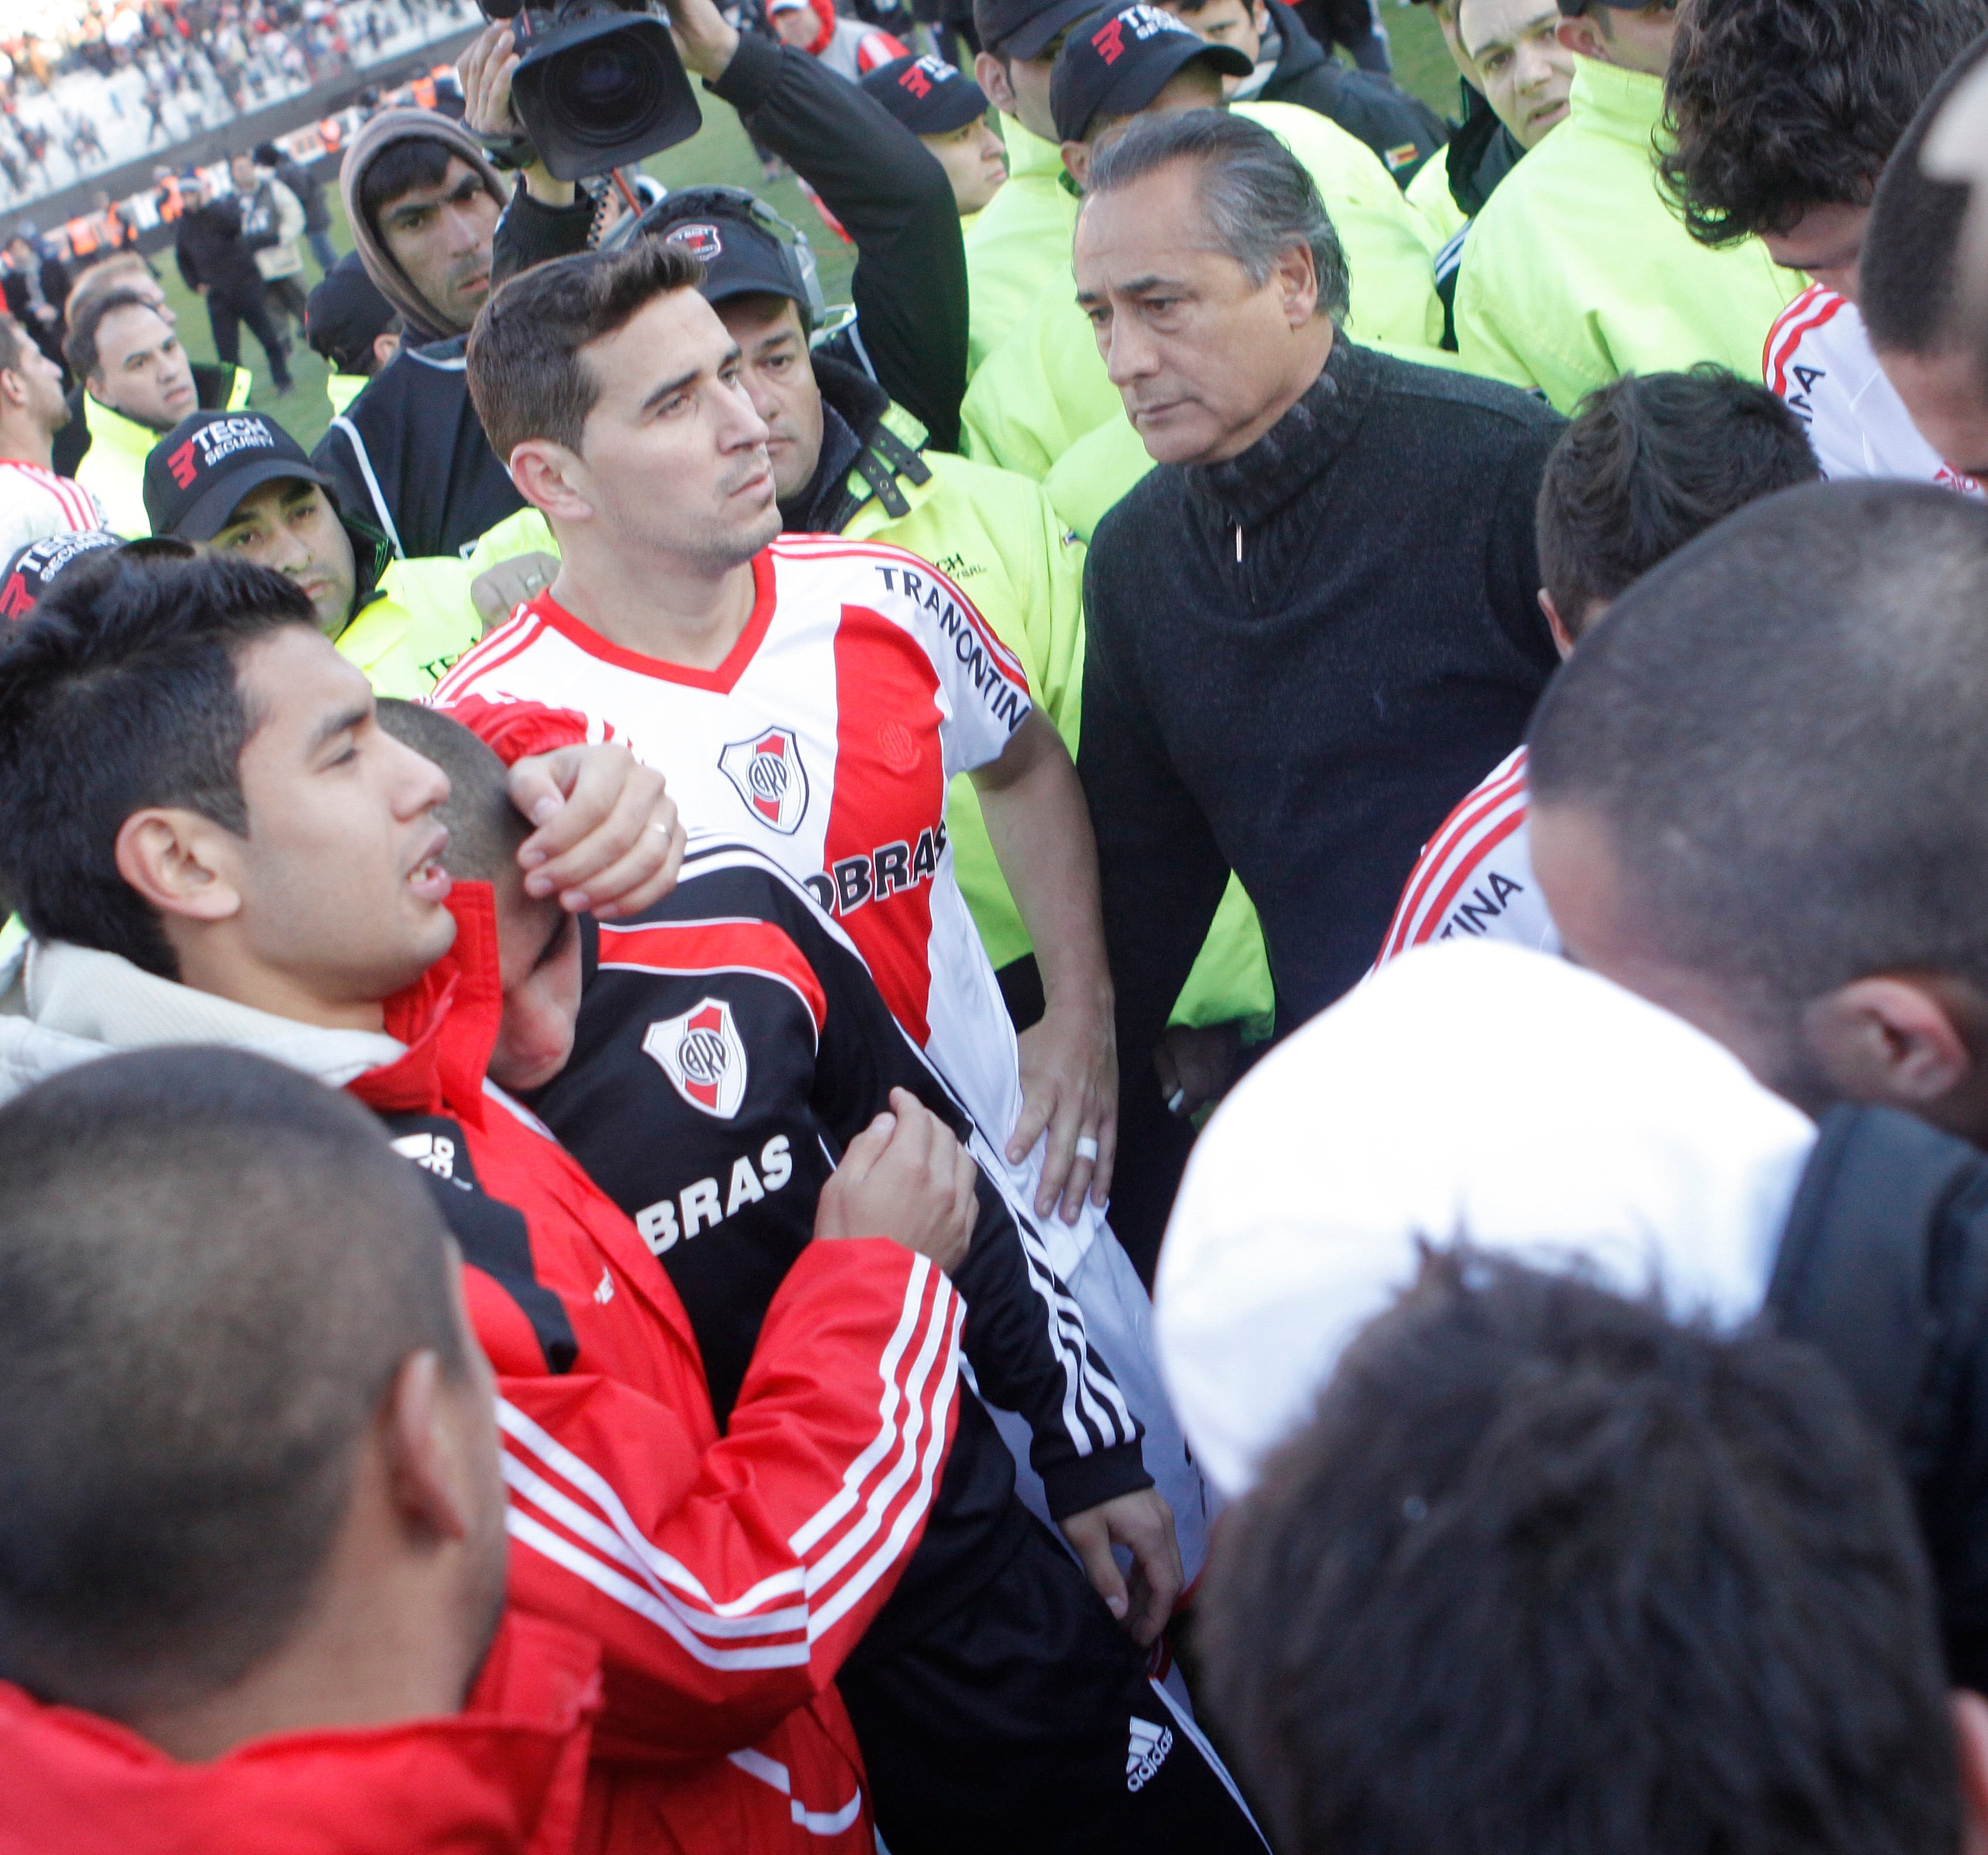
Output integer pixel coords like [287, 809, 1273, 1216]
[1078, 336, 1564, 1072]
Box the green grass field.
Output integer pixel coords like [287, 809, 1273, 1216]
[157, 5, 1456, 453]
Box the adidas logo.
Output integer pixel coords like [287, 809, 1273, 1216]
[1126, 1715, 1174, 1792]
[390, 1131, 456, 1180]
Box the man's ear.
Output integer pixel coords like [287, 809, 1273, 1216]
[1955, 1690, 1988, 1855]
[508, 440, 596, 524]
[114, 807, 245, 926]
[1801, 975, 1983, 1118]
[975, 50, 1018, 116]
[371, 328, 402, 371]
[1555, 11, 1606, 56]
[1061, 139, 1092, 187]
[1539, 588, 1578, 660]
[380, 1350, 475, 1546]
[1273, 238, 1321, 327]
[0, 364, 26, 410]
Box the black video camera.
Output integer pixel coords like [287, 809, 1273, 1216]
[476, 0, 702, 182]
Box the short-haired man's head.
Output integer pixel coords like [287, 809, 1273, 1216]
[63, 252, 161, 330]
[1535, 365, 1819, 636]
[375, 699, 526, 891]
[0, 1048, 466, 1721]
[468, 238, 708, 464]
[1198, 1248, 1960, 1855]
[1862, 32, 1988, 360]
[1084, 109, 1351, 321]
[0, 312, 23, 379]
[1660, 0, 1988, 248]
[64, 286, 153, 385]
[1528, 480, 1988, 1047]
[0, 553, 313, 979]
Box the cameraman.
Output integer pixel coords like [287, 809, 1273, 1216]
[476, 0, 968, 452]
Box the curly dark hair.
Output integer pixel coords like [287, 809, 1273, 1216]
[1659, 0, 1988, 247]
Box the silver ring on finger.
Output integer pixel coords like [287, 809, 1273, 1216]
[1074, 1134, 1100, 1162]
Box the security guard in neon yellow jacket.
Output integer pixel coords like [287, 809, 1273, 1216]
[961, 29, 1445, 480]
[1455, 4, 1801, 412]
[143, 409, 485, 700]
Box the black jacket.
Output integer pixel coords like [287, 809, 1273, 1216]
[534, 841, 1150, 1654]
[1248, 0, 1445, 185]
[174, 197, 277, 303]
[1290, 0, 1390, 72]
[275, 155, 332, 233]
[1079, 336, 1562, 1076]
[491, 33, 969, 453]
[1443, 79, 1526, 219]
[2, 254, 71, 367]
[311, 335, 525, 561]
[1767, 1106, 1988, 1689]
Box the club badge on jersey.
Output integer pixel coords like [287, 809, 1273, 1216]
[719, 726, 811, 835]
[643, 999, 750, 1119]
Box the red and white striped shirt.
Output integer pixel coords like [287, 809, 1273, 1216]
[1373, 747, 1560, 966]
[1763, 284, 1983, 496]
[431, 535, 1048, 1224]
[0, 458, 108, 560]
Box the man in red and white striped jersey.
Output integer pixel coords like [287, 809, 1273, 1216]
[444, 235, 1215, 1590]
[0, 312, 105, 559]
[1376, 368, 1819, 968]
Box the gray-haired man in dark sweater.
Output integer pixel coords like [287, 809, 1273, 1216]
[1075, 109, 1562, 1270]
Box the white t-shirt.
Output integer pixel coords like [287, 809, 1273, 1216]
[1373, 747, 1559, 966]
[431, 535, 1106, 1252]
[0, 458, 109, 562]
[1764, 284, 1983, 495]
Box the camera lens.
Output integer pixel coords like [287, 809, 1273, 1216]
[544, 35, 661, 148]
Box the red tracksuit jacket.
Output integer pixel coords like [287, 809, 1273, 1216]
[0, 1611, 601, 1855]
[348, 885, 964, 1853]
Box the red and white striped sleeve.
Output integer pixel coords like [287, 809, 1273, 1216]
[1373, 748, 1531, 966]
[496, 1240, 962, 1760]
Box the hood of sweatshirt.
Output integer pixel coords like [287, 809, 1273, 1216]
[0, 1610, 601, 1855]
[341, 108, 508, 344]
[1156, 939, 1820, 1498]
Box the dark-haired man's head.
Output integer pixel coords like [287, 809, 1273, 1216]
[376, 699, 580, 1093]
[358, 137, 500, 336]
[1554, 0, 1681, 78]
[1075, 110, 1348, 467]
[1458, 0, 1575, 149]
[67, 290, 196, 432]
[0, 1048, 506, 1758]
[468, 239, 778, 577]
[0, 553, 454, 1019]
[1863, 35, 1988, 478]
[0, 311, 68, 457]
[1660, 0, 1988, 298]
[1198, 1248, 1987, 1855]
[1529, 479, 1988, 1142]
[972, 0, 1096, 142]
[1534, 365, 1819, 649]
[1050, 6, 1249, 186]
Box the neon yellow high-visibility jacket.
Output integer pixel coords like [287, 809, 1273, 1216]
[960, 100, 1444, 480]
[327, 371, 371, 417]
[964, 119, 1079, 378]
[335, 550, 487, 699]
[1455, 57, 1803, 413]
[1404, 148, 1468, 251]
[76, 364, 251, 538]
[468, 402, 1274, 1036]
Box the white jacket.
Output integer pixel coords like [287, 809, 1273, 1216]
[1155, 940, 1819, 1498]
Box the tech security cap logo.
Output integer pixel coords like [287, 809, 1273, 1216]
[666, 221, 724, 262]
[719, 725, 810, 834]
[643, 998, 749, 1120]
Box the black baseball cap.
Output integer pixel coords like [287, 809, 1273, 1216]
[0, 529, 125, 620]
[143, 410, 333, 543]
[1050, 3, 1250, 142]
[636, 187, 823, 322]
[305, 251, 396, 375]
[975, 0, 1102, 61]
[861, 56, 992, 135]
